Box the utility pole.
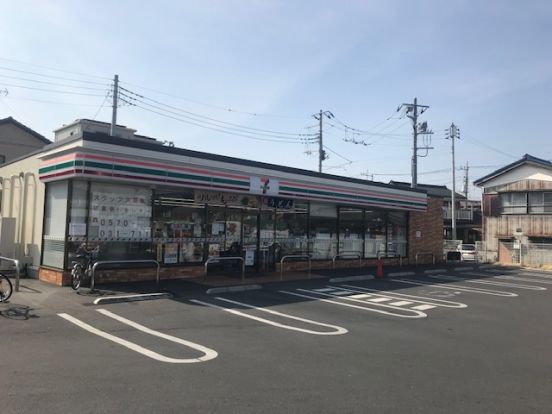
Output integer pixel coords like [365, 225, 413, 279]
[446, 123, 460, 240]
[110, 74, 119, 136]
[312, 110, 333, 173]
[360, 170, 374, 181]
[397, 98, 432, 188]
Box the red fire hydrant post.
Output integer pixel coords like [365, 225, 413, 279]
[376, 258, 384, 279]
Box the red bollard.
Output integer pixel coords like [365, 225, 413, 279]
[376, 259, 383, 279]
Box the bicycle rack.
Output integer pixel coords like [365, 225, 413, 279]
[332, 252, 362, 269]
[204, 256, 245, 283]
[91, 260, 160, 291]
[280, 255, 311, 281]
[415, 252, 435, 266]
[0, 256, 21, 292]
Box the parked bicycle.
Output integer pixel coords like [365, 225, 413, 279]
[71, 245, 100, 290]
[0, 273, 13, 302]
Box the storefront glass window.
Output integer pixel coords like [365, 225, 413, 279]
[260, 209, 275, 269]
[153, 190, 205, 264]
[365, 210, 386, 258]
[66, 180, 89, 269]
[387, 211, 407, 257]
[226, 208, 243, 251]
[88, 182, 153, 262]
[309, 202, 337, 260]
[206, 205, 225, 258]
[275, 202, 308, 257]
[338, 208, 364, 256]
[42, 181, 68, 268]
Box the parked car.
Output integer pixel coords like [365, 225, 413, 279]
[457, 244, 476, 261]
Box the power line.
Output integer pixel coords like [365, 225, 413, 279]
[0, 82, 106, 96]
[1, 95, 104, 107]
[119, 87, 316, 139]
[119, 79, 309, 120]
[0, 58, 111, 81]
[323, 144, 352, 163]
[121, 98, 315, 144]
[461, 131, 518, 159]
[0, 73, 109, 91]
[119, 91, 317, 142]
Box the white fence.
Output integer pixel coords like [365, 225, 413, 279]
[475, 241, 497, 263]
[478, 240, 552, 266]
[443, 208, 474, 220]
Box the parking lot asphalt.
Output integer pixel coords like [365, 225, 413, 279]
[1, 265, 551, 413]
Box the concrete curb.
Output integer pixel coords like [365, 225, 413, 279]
[387, 271, 415, 278]
[329, 275, 374, 283]
[454, 266, 474, 272]
[424, 269, 447, 274]
[206, 284, 262, 295]
[478, 264, 494, 269]
[93, 292, 172, 305]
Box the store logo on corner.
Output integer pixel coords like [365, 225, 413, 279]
[250, 176, 279, 196]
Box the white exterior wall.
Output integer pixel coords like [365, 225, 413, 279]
[0, 155, 45, 275]
[482, 164, 552, 189]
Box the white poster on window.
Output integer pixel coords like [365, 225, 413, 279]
[69, 222, 87, 236]
[245, 248, 255, 266]
[89, 184, 152, 241]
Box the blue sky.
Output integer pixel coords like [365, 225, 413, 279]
[1, 0, 551, 198]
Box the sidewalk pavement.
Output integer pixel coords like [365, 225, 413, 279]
[2, 261, 501, 307]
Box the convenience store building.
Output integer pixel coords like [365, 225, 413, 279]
[0, 119, 443, 285]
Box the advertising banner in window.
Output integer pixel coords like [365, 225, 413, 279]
[89, 183, 152, 241]
[194, 190, 257, 207]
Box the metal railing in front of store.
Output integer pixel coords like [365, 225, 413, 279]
[332, 252, 362, 269]
[0, 256, 21, 292]
[91, 260, 160, 291]
[280, 255, 311, 281]
[204, 256, 245, 283]
[415, 252, 435, 265]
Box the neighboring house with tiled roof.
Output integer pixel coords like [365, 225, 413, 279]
[0, 117, 51, 164]
[474, 154, 552, 264]
[389, 181, 481, 243]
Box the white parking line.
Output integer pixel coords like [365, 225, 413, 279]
[391, 279, 518, 297]
[462, 271, 552, 285]
[411, 304, 436, 311]
[429, 274, 547, 291]
[58, 311, 218, 364]
[497, 275, 552, 285]
[339, 284, 468, 308]
[514, 271, 552, 280]
[190, 298, 347, 336]
[280, 290, 427, 319]
[388, 301, 413, 307]
[315, 288, 336, 292]
[350, 294, 371, 299]
[367, 297, 391, 303]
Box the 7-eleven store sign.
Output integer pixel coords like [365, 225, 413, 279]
[249, 177, 279, 196]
